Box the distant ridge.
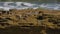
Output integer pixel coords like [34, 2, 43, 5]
[0, 2, 60, 11]
[0, 2, 39, 11]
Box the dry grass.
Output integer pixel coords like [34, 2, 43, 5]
[0, 9, 60, 34]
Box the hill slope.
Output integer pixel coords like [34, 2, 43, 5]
[0, 9, 60, 34]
